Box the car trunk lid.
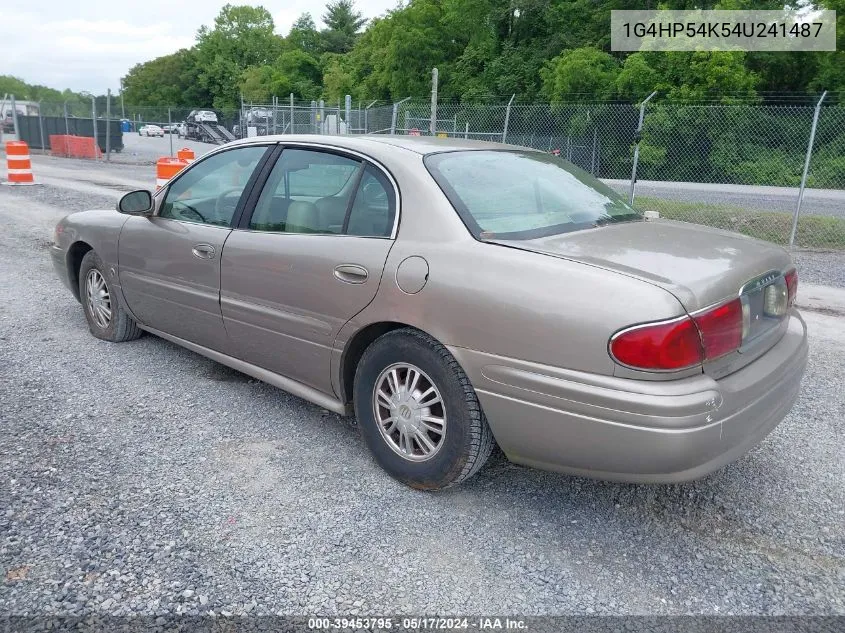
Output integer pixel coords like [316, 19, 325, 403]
[492, 219, 795, 376]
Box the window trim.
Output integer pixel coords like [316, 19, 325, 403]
[153, 143, 276, 229]
[237, 141, 401, 240]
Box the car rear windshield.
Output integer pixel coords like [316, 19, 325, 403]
[424, 150, 642, 240]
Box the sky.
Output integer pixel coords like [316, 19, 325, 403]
[1, 0, 398, 95]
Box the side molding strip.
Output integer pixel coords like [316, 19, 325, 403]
[139, 325, 351, 416]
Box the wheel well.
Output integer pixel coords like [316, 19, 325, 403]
[67, 241, 93, 302]
[340, 321, 411, 404]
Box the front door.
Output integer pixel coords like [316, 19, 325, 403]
[221, 147, 398, 394]
[119, 144, 270, 352]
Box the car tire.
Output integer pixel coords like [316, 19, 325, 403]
[353, 327, 494, 490]
[78, 250, 142, 343]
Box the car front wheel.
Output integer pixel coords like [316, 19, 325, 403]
[78, 250, 142, 343]
[353, 328, 494, 490]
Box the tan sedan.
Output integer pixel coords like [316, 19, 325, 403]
[50, 136, 808, 489]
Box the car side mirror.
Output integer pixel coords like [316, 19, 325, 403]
[117, 190, 153, 215]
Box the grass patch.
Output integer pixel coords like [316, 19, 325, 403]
[635, 197, 845, 250]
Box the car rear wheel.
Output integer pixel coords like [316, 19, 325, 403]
[78, 250, 142, 343]
[353, 328, 494, 490]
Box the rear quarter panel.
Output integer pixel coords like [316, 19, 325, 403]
[332, 157, 688, 387]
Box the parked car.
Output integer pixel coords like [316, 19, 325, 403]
[162, 124, 179, 134]
[138, 125, 164, 137]
[188, 109, 218, 124]
[49, 136, 808, 490]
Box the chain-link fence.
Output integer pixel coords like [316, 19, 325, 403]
[381, 97, 845, 251]
[5, 93, 844, 250]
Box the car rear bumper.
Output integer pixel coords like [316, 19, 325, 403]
[449, 310, 808, 483]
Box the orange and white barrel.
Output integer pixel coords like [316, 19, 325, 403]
[4, 141, 35, 185]
[177, 148, 195, 163]
[156, 156, 189, 190]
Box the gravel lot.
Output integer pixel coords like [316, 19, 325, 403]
[0, 162, 843, 618]
[115, 133, 219, 165]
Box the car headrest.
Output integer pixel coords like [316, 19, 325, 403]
[285, 201, 321, 233]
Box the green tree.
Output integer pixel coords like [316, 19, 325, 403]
[541, 48, 620, 102]
[123, 48, 208, 107]
[195, 4, 284, 108]
[240, 65, 291, 102]
[288, 13, 321, 54]
[810, 0, 845, 101]
[320, 0, 367, 53]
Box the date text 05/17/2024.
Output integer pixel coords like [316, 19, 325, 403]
[307, 617, 528, 630]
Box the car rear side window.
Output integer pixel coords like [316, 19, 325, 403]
[424, 150, 641, 240]
[345, 166, 395, 237]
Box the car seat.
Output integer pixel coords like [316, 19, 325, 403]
[285, 201, 322, 233]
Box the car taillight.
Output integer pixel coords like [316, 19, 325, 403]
[610, 317, 704, 371]
[784, 268, 798, 307]
[692, 298, 743, 360]
[610, 298, 744, 371]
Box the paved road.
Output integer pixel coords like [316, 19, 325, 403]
[603, 179, 845, 219]
[0, 164, 843, 617]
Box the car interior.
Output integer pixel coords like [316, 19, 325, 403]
[249, 151, 394, 237]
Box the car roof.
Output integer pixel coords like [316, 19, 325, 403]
[226, 134, 535, 156]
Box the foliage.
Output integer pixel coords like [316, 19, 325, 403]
[123, 49, 208, 107]
[320, 0, 367, 53]
[541, 48, 620, 102]
[195, 4, 284, 109]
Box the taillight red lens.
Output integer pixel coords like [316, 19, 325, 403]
[692, 297, 743, 360]
[610, 298, 746, 371]
[610, 317, 704, 371]
[784, 268, 798, 307]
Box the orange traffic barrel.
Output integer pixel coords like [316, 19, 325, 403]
[177, 147, 195, 163]
[156, 156, 189, 190]
[4, 141, 35, 185]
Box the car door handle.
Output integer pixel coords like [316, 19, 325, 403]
[333, 264, 369, 284]
[191, 243, 216, 260]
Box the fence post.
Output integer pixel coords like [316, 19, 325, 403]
[502, 94, 516, 143]
[10, 94, 19, 139]
[167, 107, 172, 157]
[106, 90, 112, 161]
[790, 91, 827, 247]
[628, 91, 657, 206]
[365, 100, 377, 134]
[345, 95, 351, 135]
[391, 97, 411, 135]
[64, 101, 70, 135]
[311, 100, 317, 133]
[319, 100, 325, 134]
[430, 68, 438, 134]
[290, 93, 295, 134]
[90, 96, 98, 161]
[465, 122, 469, 139]
[37, 101, 45, 152]
[240, 93, 245, 138]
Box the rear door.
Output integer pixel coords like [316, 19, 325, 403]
[220, 146, 398, 394]
[118, 144, 272, 353]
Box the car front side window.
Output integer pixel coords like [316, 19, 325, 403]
[159, 146, 267, 227]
